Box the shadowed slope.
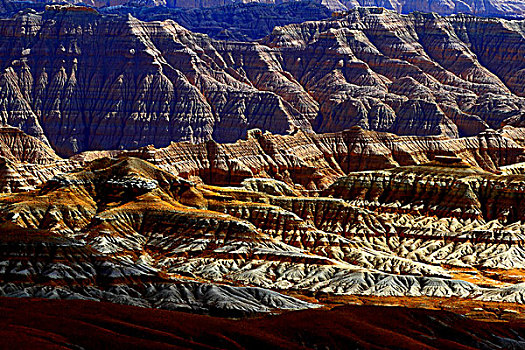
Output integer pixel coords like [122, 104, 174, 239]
[0, 7, 523, 156]
[2, 298, 525, 349]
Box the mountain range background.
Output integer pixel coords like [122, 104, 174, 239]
[2, 0, 524, 17]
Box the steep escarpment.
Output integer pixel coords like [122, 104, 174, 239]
[0, 157, 78, 193]
[0, 126, 58, 164]
[1, 124, 523, 194]
[0, 5, 525, 316]
[0, 126, 79, 192]
[263, 9, 525, 136]
[316, 162, 525, 287]
[324, 160, 525, 222]
[0, 6, 313, 155]
[0, 7, 523, 156]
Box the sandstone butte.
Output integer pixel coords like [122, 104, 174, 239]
[0, 5, 525, 349]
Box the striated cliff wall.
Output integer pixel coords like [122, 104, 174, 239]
[73, 126, 525, 190]
[0, 122, 523, 193]
[0, 7, 523, 156]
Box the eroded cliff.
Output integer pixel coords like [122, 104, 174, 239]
[2, 156, 525, 313]
[0, 7, 523, 156]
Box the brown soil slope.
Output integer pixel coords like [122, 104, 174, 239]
[2, 297, 525, 350]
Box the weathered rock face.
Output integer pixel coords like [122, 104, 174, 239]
[1, 124, 523, 194]
[0, 157, 321, 314]
[262, 8, 525, 135]
[0, 7, 523, 156]
[0, 126, 79, 192]
[0, 6, 312, 155]
[324, 161, 525, 222]
[0, 157, 78, 193]
[2, 156, 525, 312]
[341, 0, 525, 18]
[0, 5, 525, 317]
[0, 2, 334, 41]
[0, 126, 58, 164]
[73, 126, 525, 191]
[0, 226, 314, 315]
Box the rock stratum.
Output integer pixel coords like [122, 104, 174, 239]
[0, 1, 334, 41]
[2, 152, 525, 317]
[100, 1, 334, 41]
[0, 6, 523, 156]
[2, 123, 524, 193]
[332, 0, 525, 17]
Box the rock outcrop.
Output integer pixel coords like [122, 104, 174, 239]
[0, 7, 523, 156]
[324, 161, 525, 222]
[337, 0, 525, 17]
[0, 126, 79, 192]
[1, 124, 523, 193]
[0, 3, 525, 319]
[0, 126, 58, 164]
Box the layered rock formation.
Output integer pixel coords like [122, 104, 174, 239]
[0, 126, 78, 192]
[1, 124, 523, 193]
[0, 158, 318, 314]
[0, 7, 523, 156]
[324, 159, 525, 223]
[2, 156, 525, 312]
[0, 1, 525, 328]
[0, 126, 58, 164]
[337, 0, 525, 17]
[74, 126, 525, 191]
[0, 1, 333, 41]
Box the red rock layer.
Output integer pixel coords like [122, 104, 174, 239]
[1, 124, 523, 193]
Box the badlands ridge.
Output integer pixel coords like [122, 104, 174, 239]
[0, 5, 525, 337]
